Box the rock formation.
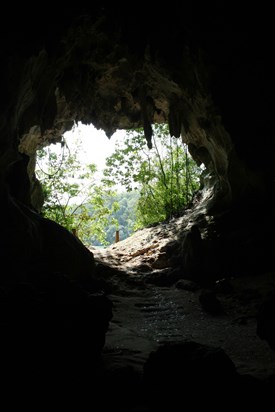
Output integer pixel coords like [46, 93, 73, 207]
[0, 3, 274, 409]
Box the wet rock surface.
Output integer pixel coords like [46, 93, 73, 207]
[91, 211, 275, 410]
[101, 277, 275, 381]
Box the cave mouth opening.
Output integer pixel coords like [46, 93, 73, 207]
[34, 121, 204, 249]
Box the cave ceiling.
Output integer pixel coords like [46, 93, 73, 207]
[0, 3, 274, 211]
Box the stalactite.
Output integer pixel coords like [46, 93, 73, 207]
[139, 87, 153, 149]
[142, 116, 153, 149]
[168, 101, 181, 138]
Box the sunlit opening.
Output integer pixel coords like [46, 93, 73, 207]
[35, 122, 203, 249]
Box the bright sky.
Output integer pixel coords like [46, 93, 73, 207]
[64, 122, 126, 172]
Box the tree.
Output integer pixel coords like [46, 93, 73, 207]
[35, 134, 119, 247]
[85, 190, 139, 246]
[103, 124, 201, 228]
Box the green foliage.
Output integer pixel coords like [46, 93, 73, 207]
[87, 191, 139, 246]
[36, 123, 202, 247]
[36, 135, 118, 247]
[103, 124, 201, 229]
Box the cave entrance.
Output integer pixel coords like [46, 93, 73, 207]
[35, 121, 203, 249]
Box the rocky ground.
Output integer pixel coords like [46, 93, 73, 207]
[90, 209, 275, 388]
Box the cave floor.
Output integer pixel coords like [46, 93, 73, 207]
[101, 274, 275, 381]
[91, 217, 275, 383]
[88, 211, 275, 411]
